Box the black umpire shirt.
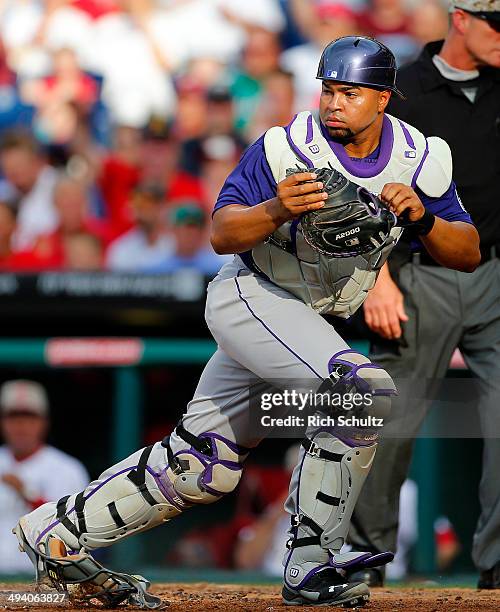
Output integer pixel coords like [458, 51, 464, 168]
[388, 40, 500, 251]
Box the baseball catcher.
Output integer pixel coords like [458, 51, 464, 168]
[14, 36, 479, 609]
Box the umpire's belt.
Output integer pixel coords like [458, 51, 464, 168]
[411, 244, 500, 267]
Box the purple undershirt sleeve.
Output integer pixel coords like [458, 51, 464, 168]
[410, 181, 474, 251]
[212, 134, 278, 216]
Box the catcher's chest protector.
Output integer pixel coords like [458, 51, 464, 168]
[251, 112, 429, 317]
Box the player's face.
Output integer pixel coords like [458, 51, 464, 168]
[319, 82, 390, 141]
[463, 13, 500, 68]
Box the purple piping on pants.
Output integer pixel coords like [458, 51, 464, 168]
[305, 114, 314, 145]
[234, 273, 322, 379]
[411, 142, 429, 188]
[320, 115, 394, 179]
[398, 120, 416, 150]
[36, 465, 137, 545]
[286, 116, 314, 167]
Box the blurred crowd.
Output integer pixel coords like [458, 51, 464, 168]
[0, 0, 450, 274]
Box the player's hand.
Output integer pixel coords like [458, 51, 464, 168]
[275, 172, 328, 220]
[380, 183, 425, 222]
[363, 273, 408, 339]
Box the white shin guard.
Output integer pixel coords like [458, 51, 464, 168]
[284, 434, 377, 590]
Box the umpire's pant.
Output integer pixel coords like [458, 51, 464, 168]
[349, 257, 500, 572]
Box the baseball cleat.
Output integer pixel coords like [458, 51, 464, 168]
[282, 567, 370, 607]
[13, 515, 163, 609]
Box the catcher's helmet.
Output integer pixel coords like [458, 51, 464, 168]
[316, 36, 405, 99]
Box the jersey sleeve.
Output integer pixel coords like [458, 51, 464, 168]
[212, 135, 277, 215]
[410, 181, 474, 251]
[418, 181, 473, 224]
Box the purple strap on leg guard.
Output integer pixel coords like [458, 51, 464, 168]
[330, 551, 394, 573]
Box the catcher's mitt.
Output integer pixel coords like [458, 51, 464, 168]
[289, 165, 398, 258]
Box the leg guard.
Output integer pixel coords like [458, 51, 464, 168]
[15, 424, 249, 607]
[284, 350, 397, 593]
[30, 424, 249, 552]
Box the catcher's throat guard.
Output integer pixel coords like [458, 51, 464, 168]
[293, 165, 398, 258]
[13, 522, 163, 609]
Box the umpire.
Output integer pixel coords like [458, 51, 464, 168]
[348, 0, 500, 588]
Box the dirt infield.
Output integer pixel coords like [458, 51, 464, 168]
[2, 582, 500, 611]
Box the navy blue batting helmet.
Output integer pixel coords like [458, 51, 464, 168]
[317, 36, 405, 99]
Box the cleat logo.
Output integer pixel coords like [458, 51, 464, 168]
[289, 567, 300, 578]
[329, 584, 348, 592]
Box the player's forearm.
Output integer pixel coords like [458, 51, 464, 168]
[421, 218, 480, 272]
[211, 200, 291, 254]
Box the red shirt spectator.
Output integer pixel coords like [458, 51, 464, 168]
[71, 0, 120, 20]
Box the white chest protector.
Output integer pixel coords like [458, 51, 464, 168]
[249, 111, 452, 317]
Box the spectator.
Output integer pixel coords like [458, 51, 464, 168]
[0, 379, 89, 574]
[231, 29, 282, 133]
[0, 183, 20, 268]
[88, 0, 176, 127]
[0, 130, 59, 250]
[98, 125, 143, 236]
[63, 231, 104, 270]
[410, 0, 450, 47]
[172, 75, 209, 141]
[105, 181, 175, 271]
[219, 0, 285, 34]
[24, 176, 111, 269]
[150, 202, 231, 275]
[197, 133, 243, 212]
[358, 0, 420, 65]
[246, 68, 295, 141]
[20, 47, 98, 145]
[282, 2, 361, 111]
[179, 84, 247, 177]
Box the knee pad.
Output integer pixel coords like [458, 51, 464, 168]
[166, 424, 249, 504]
[319, 349, 397, 438]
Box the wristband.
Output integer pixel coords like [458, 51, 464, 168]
[412, 209, 435, 236]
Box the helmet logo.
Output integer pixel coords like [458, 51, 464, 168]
[309, 144, 320, 154]
[326, 70, 338, 78]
